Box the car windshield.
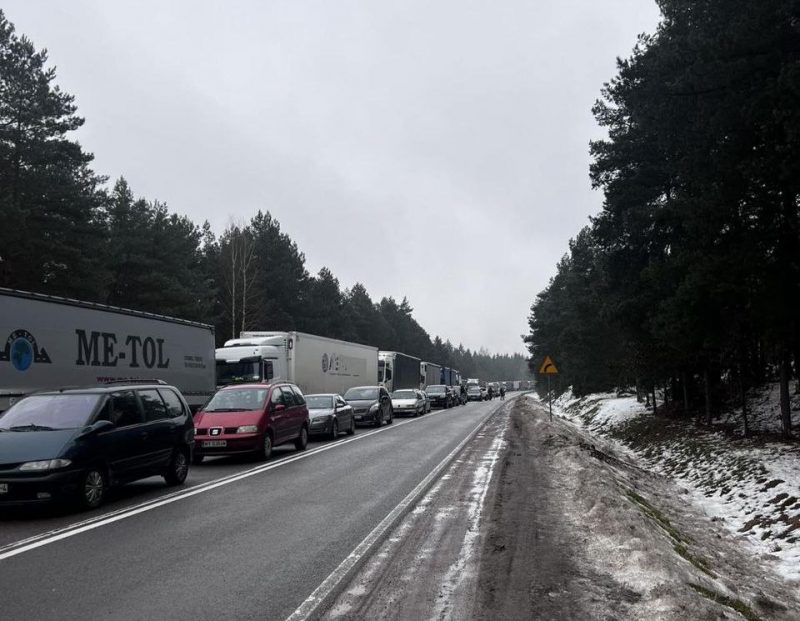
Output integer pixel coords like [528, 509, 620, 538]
[0, 394, 100, 430]
[203, 388, 268, 412]
[427, 385, 446, 394]
[215, 360, 261, 386]
[392, 390, 417, 399]
[344, 387, 378, 400]
[306, 395, 334, 409]
[468, 387, 481, 393]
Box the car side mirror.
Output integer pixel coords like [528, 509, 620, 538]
[83, 420, 115, 436]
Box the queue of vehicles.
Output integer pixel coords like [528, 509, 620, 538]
[0, 288, 530, 510]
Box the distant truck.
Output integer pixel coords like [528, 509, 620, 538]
[0, 288, 216, 412]
[379, 351, 421, 393]
[440, 367, 462, 388]
[216, 331, 378, 396]
[420, 361, 442, 390]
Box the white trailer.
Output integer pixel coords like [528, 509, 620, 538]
[0, 288, 216, 412]
[420, 361, 442, 390]
[216, 331, 378, 396]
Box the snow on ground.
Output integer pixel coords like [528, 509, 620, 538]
[532, 385, 800, 583]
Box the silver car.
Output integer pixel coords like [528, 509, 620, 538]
[305, 393, 355, 440]
[391, 389, 425, 417]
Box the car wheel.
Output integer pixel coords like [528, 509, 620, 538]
[164, 448, 190, 486]
[192, 453, 204, 465]
[374, 412, 383, 427]
[387, 408, 393, 425]
[78, 467, 107, 510]
[329, 418, 339, 441]
[347, 415, 356, 435]
[295, 426, 309, 451]
[258, 432, 273, 461]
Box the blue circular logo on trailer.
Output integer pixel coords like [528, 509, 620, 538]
[11, 337, 33, 371]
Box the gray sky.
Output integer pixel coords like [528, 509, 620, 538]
[6, 1, 660, 355]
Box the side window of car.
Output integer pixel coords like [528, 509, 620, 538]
[290, 386, 306, 406]
[158, 389, 186, 418]
[140, 389, 169, 422]
[271, 387, 286, 408]
[109, 391, 143, 427]
[281, 386, 299, 406]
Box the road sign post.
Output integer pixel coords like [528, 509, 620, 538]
[538, 356, 559, 422]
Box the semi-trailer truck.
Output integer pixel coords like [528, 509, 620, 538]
[420, 361, 442, 390]
[378, 351, 421, 393]
[216, 331, 378, 396]
[0, 288, 216, 412]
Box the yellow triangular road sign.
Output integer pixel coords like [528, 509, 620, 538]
[539, 356, 559, 375]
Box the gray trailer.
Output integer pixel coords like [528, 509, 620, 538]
[0, 288, 216, 412]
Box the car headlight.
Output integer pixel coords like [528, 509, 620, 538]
[236, 425, 259, 434]
[19, 459, 72, 471]
[369, 403, 380, 412]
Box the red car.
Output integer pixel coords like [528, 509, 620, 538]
[192, 383, 309, 463]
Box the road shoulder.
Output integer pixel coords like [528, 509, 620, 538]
[474, 398, 800, 620]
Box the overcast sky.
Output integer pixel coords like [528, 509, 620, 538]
[6, 1, 660, 355]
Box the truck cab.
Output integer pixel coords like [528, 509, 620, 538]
[215, 335, 285, 387]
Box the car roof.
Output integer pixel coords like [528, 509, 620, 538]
[35, 383, 176, 396]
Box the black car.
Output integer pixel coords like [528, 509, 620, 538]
[344, 386, 393, 427]
[426, 384, 451, 408]
[0, 382, 194, 509]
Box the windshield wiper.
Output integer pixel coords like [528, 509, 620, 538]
[9, 424, 56, 432]
[205, 408, 240, 413]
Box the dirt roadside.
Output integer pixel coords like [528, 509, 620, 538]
[474, 398, 800, 620]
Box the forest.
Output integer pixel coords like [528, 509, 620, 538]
[526, 0, 800, 436]
[0, 10, 528, 383]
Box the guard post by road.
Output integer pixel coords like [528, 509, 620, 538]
[538, 356, 559, 421]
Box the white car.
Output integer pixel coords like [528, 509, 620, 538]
[391, 389, 425, 417]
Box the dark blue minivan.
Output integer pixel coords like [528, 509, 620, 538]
[0, 382, 194, 509]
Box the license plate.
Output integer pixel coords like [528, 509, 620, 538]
[355, 415, 363, 420]
[202, 440, 227, 448]
[0, 483, 8, 494]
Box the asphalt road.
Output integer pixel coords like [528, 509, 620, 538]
[0, 399, 502, 621]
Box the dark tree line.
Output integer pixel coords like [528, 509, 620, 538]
[526, 0, 800, 437]
[0, 10, 528, 383]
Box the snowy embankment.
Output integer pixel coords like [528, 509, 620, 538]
[530, 386, 800, 583]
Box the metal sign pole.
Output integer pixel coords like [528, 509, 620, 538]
[548, 374, 552, 421]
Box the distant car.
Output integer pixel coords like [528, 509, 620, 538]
[0, 382, 194, 509]
[193, 382, 309, 463]
[426, 385, 451, 408]
[391, 389, 425, 417]
[344, 386, 393, 427]
[420, 390, 432, 413]
[467, 385, 482, 402]
[306, 393, 355, 439]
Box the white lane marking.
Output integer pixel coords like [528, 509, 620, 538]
[0, 405, 471, 562]
[285, 411, 496, 621]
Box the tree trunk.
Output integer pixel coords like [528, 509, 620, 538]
[682, 371, 690, 412]
[635, 378, 642, 403]
[739, 362, 748, 437]
[780, 352, 793, 439]
[651, 385, 657, 415]
[704, 366, 712, 426]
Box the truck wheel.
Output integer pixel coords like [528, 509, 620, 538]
[329, 419, 339, 441]
[164, 448, 189, 486]
[295, 426, 309, 451]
